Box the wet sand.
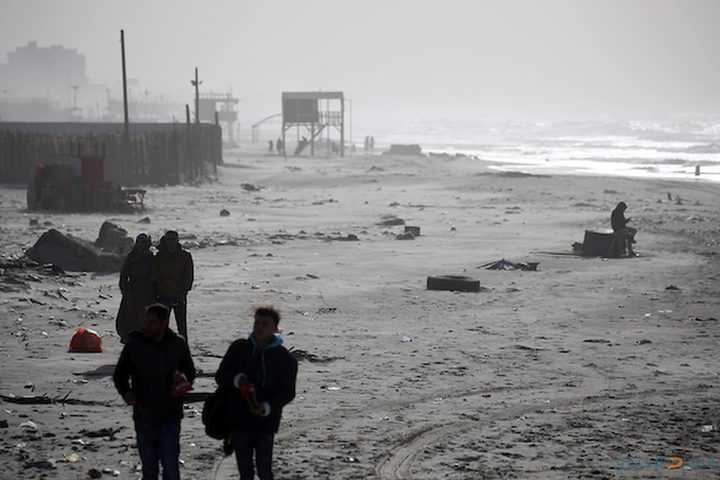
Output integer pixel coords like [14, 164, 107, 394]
[1, 145, 718, 479]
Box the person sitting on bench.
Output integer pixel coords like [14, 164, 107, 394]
[611, 201, 637, 256]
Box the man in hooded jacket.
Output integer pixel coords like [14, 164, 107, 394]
[215, 306, 297, 480]
[152, 231, 194, 341]
[114, 304, 195, 480]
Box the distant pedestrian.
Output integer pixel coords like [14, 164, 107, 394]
[114, 304, 196, 480]
[276, 138, 284, 156]
[216, 306, 297, 480]
[268, 140, 274, 153]
[363, 136, 369, 153]
[369, 136, 375, 152]
[152, 231, 194, 341]
[116, 233, 156, 343]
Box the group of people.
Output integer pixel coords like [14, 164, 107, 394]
[363, 135, 375, 153]
[109, 203, 636, 480]
[116, 230, 194, 343]
[268, 138, 285, 156]
[114, 232, 297, 480]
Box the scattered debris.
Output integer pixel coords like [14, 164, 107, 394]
[219, 209, 230, 217]
[0, 393, 108, 406]
[395, 231, 414, 240]
[427, 275, 480, 293]
[137, 216, 151, 224]
[481, 259, 539, 271]
[328, 234, 359, 242]
[377, 216, 405, 227]
[88, 468, 103, 479]
[290, 350, 341, 363]
[665, 285, 680, 291]
[80, 427, 123, 439]
[241, 183, 262, 192]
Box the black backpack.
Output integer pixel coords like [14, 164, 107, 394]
[202, 387, 230, 440]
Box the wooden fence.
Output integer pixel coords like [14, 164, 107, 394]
[0, 122, 222, 185]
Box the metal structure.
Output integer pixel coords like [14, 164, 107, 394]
[251, 113, 282, 143]
[281, 91, 344, 157]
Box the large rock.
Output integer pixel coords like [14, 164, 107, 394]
[26, 229, 124, 272]
[95, 221, 133, 254]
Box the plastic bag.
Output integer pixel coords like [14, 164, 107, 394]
[68, 327, 102, 353]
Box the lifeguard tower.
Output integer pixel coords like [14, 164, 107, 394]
[281, 91, 345, 157]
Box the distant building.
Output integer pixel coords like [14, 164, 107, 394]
[0, 41, 89, 99]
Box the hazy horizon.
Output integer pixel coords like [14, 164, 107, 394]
[1, 0, 719, 126]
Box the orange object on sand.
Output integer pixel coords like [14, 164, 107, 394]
[68, 327, 103, 353]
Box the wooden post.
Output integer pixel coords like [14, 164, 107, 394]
[185, 104, 192, 181]
[340, 96, 345, 157]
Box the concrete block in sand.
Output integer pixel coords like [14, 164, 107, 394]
[427, 275, 480, 293]
[404, 225, 421, 236]
[95, 221, 133, 254]
[26, 229, 124, 272]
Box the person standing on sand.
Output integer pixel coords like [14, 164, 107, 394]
[114, 304, 196, 480]
[152, 231, 194, 341]
[268, 140, 274, 153]
[116, 233, 156, 343]
[276, 138, 284, 156]
[215, 306, 298, 480]
[611, 201, 637, 256]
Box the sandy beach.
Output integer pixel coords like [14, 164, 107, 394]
[1, 146, 718, 479]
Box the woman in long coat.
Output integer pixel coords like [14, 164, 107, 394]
[116, 234, 156, 343]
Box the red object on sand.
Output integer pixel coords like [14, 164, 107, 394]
[68, 327, 103, 353]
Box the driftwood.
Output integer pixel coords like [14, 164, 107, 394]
[1, 391, 213, 405]
[0, 392, 110, 406]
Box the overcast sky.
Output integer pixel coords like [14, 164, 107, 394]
[1, 0, 719, 124]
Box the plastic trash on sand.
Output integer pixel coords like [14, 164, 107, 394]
[68, 327, 103, 353]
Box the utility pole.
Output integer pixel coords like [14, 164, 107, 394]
[120, 30, 129, 138]
[191, 67, 201, 124]
[120, 29, 131, 177]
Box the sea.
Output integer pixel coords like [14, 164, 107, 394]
[364, 116, 720, 182]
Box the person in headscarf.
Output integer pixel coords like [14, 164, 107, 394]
[152, 231, 194, 342]
[116, 234, 157, 343]
[611, 201, 637, 256]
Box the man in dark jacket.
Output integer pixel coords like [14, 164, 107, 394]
[216, 306, 298, 480]
[114, 304, 196, 480]
[611, 201, 637, 256]
[152, 231, 194, 341]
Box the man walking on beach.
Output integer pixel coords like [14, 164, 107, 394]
[114, 304, 196, 480]
[153, 231, 194, 341]
[215, 306, 298, 480]
[611, 201, 637, 256]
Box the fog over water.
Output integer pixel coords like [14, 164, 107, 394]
[2, 1, 719, 121]
[1, 1, 719, 178]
